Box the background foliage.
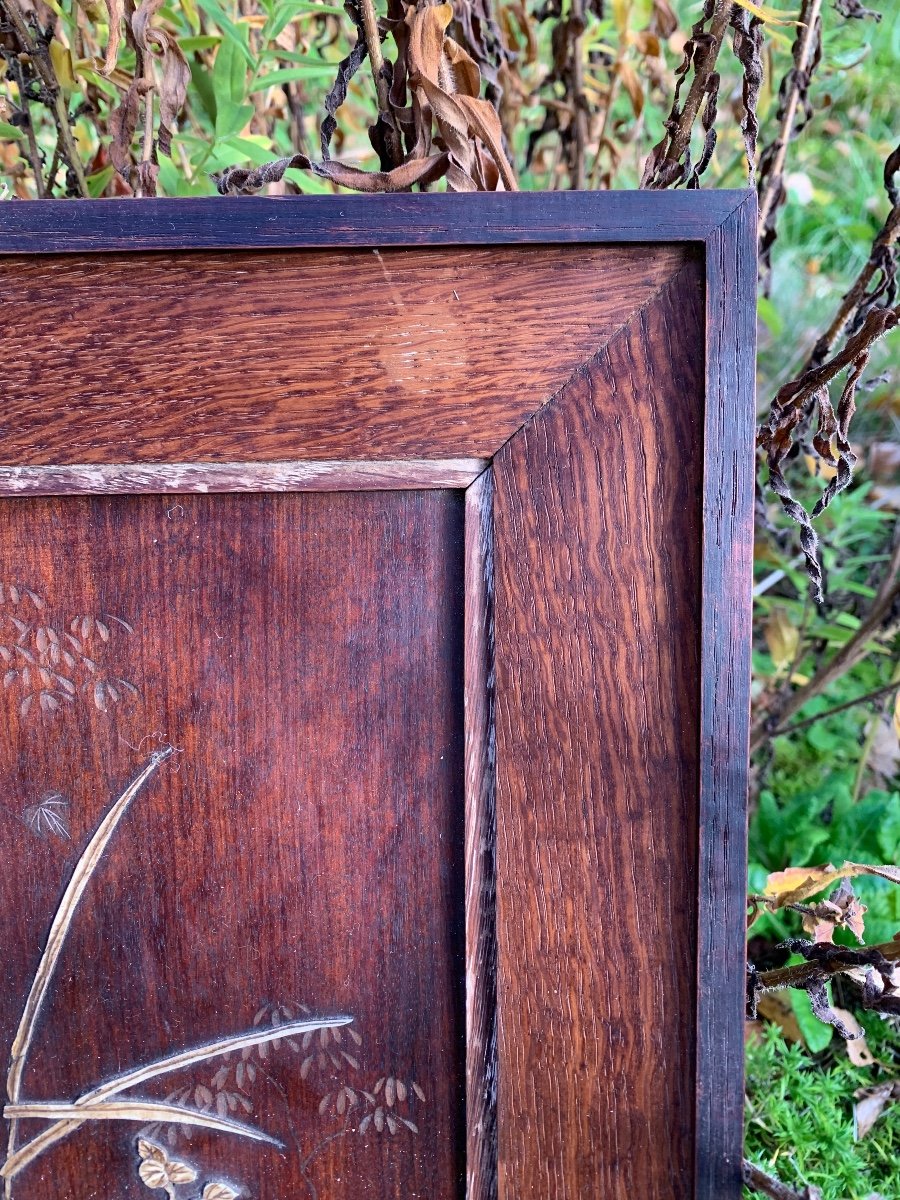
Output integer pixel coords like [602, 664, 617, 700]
[1, 0, 899, 1196]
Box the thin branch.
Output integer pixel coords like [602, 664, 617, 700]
[570, 0, 586, 190]
[808, 198, 900, 371]
[774, 679, 899, 737]
[756, 0, 823, 243]
[744, 1158, 822, 1200]
[751, 564, 900, 751]
[756, 302, 900, 606]
[754, 938, 900, 994]
[640, 0, 731, 188]
[8, 56, 46, 198]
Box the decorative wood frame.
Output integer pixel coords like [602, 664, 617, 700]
[0, 190, 756, 1200]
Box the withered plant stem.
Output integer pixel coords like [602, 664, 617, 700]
[642, 0, 733, 187]
[743, 1158, 814, 1200]
[357, 0, 400, 166]
[570, 0, 587, 190]
[756, 0, 823, 241]
[807, 200, 900, 371]
[750, 523, 900, 751]
[1, 0, 89, 196]
[754, 937, 900, 993]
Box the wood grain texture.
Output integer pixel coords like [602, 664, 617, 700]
[0, 459, 488, 496]
[492, 260, 705, 1199]
[695, 194, 756, 1200]
[0, 490, 466, 1200]
[0, 244, 693, 465]
[0, 191, 750, 255]
[464, 470, 497, 1200]
[0, 193, 756, 1200]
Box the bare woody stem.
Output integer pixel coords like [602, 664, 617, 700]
[570, 0, 587, 190]
[807, 200, 900, 370]
[750, 530, 900, 751]
[356, 0, 401, 166]
[754, 937, 900, 993]
[756, 0, 823, 240]
[0, 0, 89, 196]
[743, 1158, 815, 1200]
[643, 0, 732, 185]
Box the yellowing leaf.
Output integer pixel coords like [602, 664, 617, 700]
[804, 452, 838, 480]
[615, 61, 644, 118]
[764, 606, 799, 670]
[49, 41, 76, 91]
[764, 861, 900, 908]
[831, 1009, 875, 1066]
[732, 0, 799, 25]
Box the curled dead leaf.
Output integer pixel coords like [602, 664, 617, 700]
[830, 1008, 875, 1065]
[764, 862, 900, 909]
[854, 1082, 900, 1141]
[103, 0, 125, 74]
[216, 151, 452, 195]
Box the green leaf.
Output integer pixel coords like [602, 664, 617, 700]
[247, 64, 337, 92]
[194, 0, 255, 65]
[265, 0, 344, 40]
[213, 39, 254, 138]
[220, 134, 283, 165]
[789, 987, 834, 1054]
[86, 166, 115, 198]
[0, 121, 24, 140]
[757, 296, 783, 338]
[179, 35, 222, 52]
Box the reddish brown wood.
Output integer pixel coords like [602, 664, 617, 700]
[0, 245, 691, 464]
[492, 259, 705, 1199]
[0, 192, 757, 1200]
[0, 490, 466, 1200]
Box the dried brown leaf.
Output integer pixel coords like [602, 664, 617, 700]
[103, 0, 124, 74]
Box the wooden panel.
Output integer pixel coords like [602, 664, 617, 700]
[0, 490, 466, 1200]
[0, 191, 751, 255]
[491, 259, 705, 1199]
[0, 244, 693, 465]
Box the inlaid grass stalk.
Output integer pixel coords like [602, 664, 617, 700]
[2, 1016, 352, 1183]
[4, 748, 173, 1198]
[1, 747, 351, 1194]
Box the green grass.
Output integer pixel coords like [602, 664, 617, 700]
[745, 1020, 900, 1200]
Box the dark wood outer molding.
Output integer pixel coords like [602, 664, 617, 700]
[0, 190, 749, 254]
[0, 191, 756, 1200]
[695, 198, 756, 1199]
